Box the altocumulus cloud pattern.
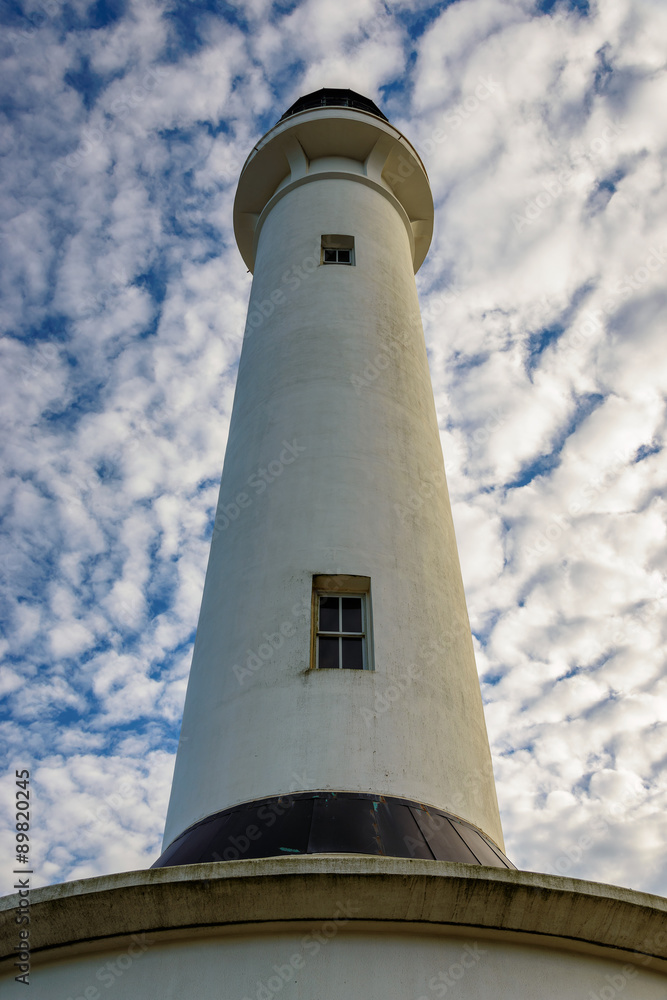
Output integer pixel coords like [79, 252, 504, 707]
[0, 0, 666, 896]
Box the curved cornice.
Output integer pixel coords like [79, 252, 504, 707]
[2, 858, 666, 972]
[233, 108, 434, 274]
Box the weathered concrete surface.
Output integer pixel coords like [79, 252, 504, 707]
[1, 858, 666, 968]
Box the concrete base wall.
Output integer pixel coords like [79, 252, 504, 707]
[12, 927, 667, 1000]
[2, 859, 666, 999]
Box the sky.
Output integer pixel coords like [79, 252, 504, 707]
[0, 0, 666, 900]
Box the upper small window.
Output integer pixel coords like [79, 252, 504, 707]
[323, 248, 352, 265]
[321, 235, 355, 266]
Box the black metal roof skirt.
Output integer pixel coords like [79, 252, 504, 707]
[153, 791, 515, 869]
[279, 89, 388, 123]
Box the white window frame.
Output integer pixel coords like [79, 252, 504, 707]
[311, 575, 373, 671]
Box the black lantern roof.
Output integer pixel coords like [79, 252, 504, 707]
[279, 88, 388, 123]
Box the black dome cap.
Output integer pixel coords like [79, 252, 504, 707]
[279, 88, 388, 123]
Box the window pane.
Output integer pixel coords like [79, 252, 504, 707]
[341, 597, 362, 633]
[319, 596, 339, 632]
[341, 637, 363, 670]
[318, 636, 340, 669]
[324, 249, 337, 263]
[337, 249, 350, 263]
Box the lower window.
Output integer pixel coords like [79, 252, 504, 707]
[312, 576, 372, 670]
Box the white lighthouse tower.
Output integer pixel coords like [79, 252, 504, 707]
[1, 90, 666, 1000]
[156, 87, 510, 869]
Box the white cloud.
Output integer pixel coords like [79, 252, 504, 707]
[0, 0, 665, 902]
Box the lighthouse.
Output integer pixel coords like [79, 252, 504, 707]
[1, 90, 666, 1000]
[155, 87, 512, 870]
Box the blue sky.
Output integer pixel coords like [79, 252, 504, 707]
[1, 0, 666, 897]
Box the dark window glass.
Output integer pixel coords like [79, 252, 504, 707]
[410, 809, 478, 863]
[318, 636, 339, 669]
[240, 797, 313, 859]
[459, 825, 510, 867]
[308, 797, 378, 854]
[155, 812, 229, 866]
[319, 596, 339, 631]
[342, 637, 363, 669]
[376, 801, 434, 860]
[341, 597, 362, 633]
[315, 588, 368, 670]
[322, 240, 354, 265]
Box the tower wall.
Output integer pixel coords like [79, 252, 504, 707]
[163, 116, 503, 852]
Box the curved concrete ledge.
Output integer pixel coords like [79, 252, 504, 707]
[233, 107, 434, 273]
[1, 857, 666, 971]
